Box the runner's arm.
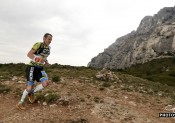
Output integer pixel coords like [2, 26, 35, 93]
[27, 49, 36, 59]
[28, 49, 44, 63]
[45, 59, 50, 65]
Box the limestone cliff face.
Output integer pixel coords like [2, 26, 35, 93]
[88, 7, 175, 69]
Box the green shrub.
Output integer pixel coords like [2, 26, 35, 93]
[52, 75, 60, 83]
[35, 93, 45, 101]
[94, 96, 103, 103]
[35, 91, 60, 104]
[0, 83, 11, 94]
[45, 93, 60, 103]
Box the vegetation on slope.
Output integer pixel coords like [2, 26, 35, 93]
[120, 58, 175, 86]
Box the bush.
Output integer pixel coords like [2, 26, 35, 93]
[0, 83, 11, 94]
[35, 93, 45, 101]
[52, 75, 60, 83]
[94, 96, 103, 103]
[45, 93, 60, 103]
[35, 91, 60, 104]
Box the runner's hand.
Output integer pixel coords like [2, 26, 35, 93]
[45, 60, 50, 66]
[33, 55, 43, 63]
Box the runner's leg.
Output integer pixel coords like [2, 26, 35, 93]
[34, 70, 48, 92]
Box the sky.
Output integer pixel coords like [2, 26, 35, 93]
[0, 0, 174, 66]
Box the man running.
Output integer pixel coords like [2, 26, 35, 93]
[17, 33, 52, 110]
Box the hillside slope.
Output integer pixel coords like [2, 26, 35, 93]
[0, 64, 175, 123]
[121, 57, 175, 86]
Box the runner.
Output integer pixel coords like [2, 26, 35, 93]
[16, 33, 52, 110]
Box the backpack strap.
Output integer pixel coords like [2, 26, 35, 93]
[34, 42, 44, 55]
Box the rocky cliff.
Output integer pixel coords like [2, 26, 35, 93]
[88, 7, 175, 69]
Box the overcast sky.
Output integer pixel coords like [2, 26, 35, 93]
[0, 0, 174, 66]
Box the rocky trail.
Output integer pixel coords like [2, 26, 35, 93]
[0, 73, 175, 123]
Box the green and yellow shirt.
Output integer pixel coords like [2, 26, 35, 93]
[29, 42, 50, 67]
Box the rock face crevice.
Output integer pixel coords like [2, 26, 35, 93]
[88, 7, 175, 69]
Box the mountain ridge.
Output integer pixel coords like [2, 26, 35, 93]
[88, 6, 175, 69]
